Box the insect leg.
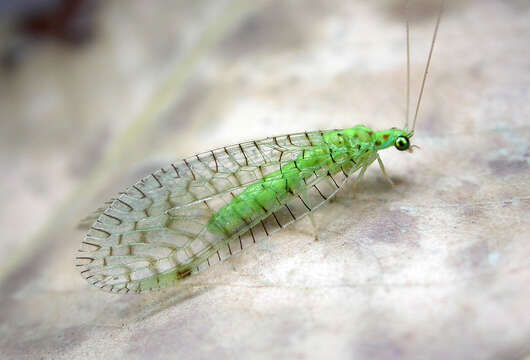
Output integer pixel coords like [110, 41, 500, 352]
[376, 154, 395, 186]
[301, 189, 319, 241]
[308, 213, 319, 241]
[351, 165, 369, 193]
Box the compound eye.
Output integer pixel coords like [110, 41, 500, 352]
[395, 136, 410, 151]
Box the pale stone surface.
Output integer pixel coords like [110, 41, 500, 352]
[0, 0, 529, 359]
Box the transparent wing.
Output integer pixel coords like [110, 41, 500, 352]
[76, 131, 367, 293]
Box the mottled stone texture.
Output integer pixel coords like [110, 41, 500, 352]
[0, 0, 528, 359]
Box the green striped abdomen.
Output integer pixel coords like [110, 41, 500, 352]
[206, 125, 401, 238]
[206, 145, 338, 236]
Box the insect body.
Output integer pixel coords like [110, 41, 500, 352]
[76, 127, 411, 293]
[76, 3, 443, 293]
[207, 127, 410, 237]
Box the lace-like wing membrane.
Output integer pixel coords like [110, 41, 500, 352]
[76, 131, 358, 293]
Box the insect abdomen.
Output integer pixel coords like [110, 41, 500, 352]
[206, 145, 333, 236]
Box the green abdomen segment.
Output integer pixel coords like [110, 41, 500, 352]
[207, 143, 349, 237]
[206, 125, 386, 240]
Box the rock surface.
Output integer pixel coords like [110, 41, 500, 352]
[0, 0, 529, 359]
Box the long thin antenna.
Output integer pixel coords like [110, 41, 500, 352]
[405, 17, 411, 129]
[412, 0, 444, 131]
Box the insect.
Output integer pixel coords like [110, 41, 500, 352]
[76, 2, 444, 293]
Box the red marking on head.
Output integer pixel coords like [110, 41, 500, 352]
[367, 131, 374, 136]
[383, 134, 389, 140]
[375, 140, 381, 146]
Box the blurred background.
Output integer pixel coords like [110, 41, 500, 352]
[0, 0, 528, 359]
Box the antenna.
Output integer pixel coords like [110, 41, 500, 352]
[405, 16, 411, 130]
[411, 0, 444, 131]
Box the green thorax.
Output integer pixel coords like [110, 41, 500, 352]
[323, 125, 412, 152]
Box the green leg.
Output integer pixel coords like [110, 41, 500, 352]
[377, 154, 395, 186]
[339, 165, 369, 201]
[351, 165, 368, 192]
[301, 189, 319, 241]
[308, 212, 319, 241]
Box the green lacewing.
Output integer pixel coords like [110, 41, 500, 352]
[76, 3, 443, 293]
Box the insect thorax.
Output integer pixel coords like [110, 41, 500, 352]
[324, 126, 412, 153]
